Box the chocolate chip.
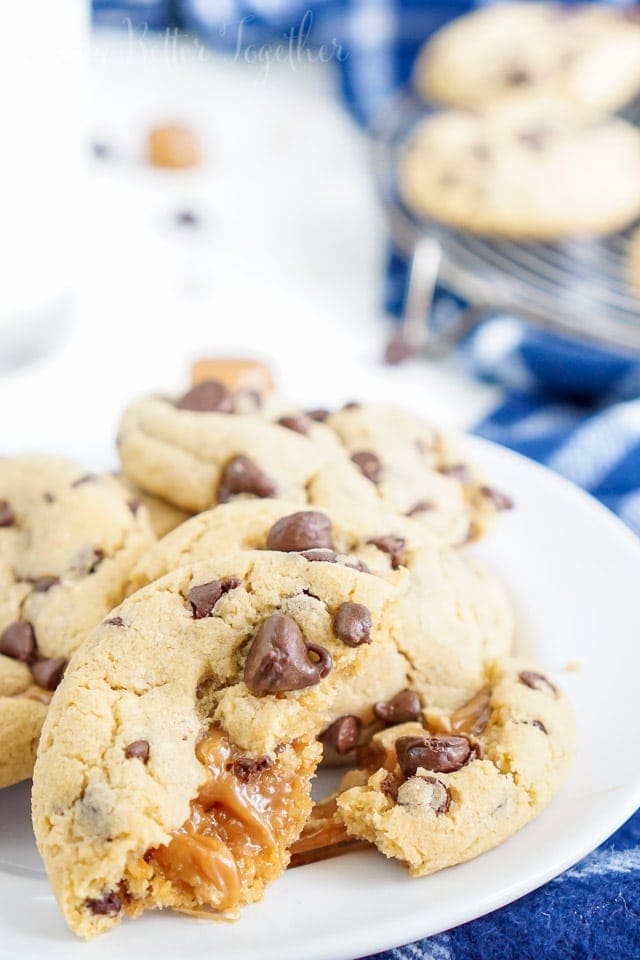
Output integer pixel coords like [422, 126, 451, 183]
[519, 671, 557, 696]
[406, 500, 434, 517]
[232, 755, 273, 782]
[43, 492, 55, 504]
[505, 66, 531, 86]
[396, 735, 471, 777]
[127, 499, 142, 516]
[374, 689, 421, 725]
[384, 333, 421, 366]
[351, 451, 382, 483]
[217, 455, 276, 503]
[31, 657, 66, 691]
[397, 776, 450, 814]
[244, 614, 332, 695]
[278, 414, 312, 435]
[333, 602, 372, 647]
[342, 401, 360, 410]
[299, 548, 338, 563]
[0, 501, 15, 527]
[105, 616, 125, 627]
[71, 473, 98, 487]
[367, 535, 406, 570]
[306, 408, 330, 422]
[380, 773, 400, 800]
[481, 486, 514, 511]
[187, 578, 241, 619]
[338, 555, 370, 573]
[439, 463, 473, 484]
[124, 740, 150, 763]
[320, 715, 361, 754]
[266, 511, 334, 553]
[175, 209, 200, 227]
[31, 576, 59, 593]
[0, 621, 36, 663]
[86, 892, 122, 916]
[176, 379, 235, 414]
[530, 720, 548, 734]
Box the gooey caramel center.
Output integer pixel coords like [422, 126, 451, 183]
[148, 728, 299, 912]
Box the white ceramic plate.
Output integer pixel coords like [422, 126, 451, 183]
[1, 439, 639, 960]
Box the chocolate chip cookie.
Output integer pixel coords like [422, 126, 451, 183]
[128, 499, 514, 753]
[334, 656, 576, 875]
[0, 455, 154, 787]
[416, 3, 640, 114]
[32, 550, 401, 938]
[322, 402, 508, 544]
[400, 96, 640, 240]
[117, 382, 349, 514]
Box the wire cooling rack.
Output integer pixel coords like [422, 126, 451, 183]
[371, 90, 640, 354]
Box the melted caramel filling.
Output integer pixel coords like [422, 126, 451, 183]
[428, 686, 492, 737]
[289, 796, 368, 867]
[149, 729, 301, 912]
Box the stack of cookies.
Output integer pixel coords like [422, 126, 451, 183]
[0, 359, 575, 939]
[401, 3, 640, 240]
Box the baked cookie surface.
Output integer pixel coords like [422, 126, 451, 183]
[335, 656, 576, 875]
[323, 403, 507, 544]
[119, 385, 501, 547]
[416, 3, 640, 113]
[117, 384, 346, 514]
[0, 455, 154, 788]
[399, 98, 640, 239]
[128, 499, 514, 747]
[32, 550, 401, 938]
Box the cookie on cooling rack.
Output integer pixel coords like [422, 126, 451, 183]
[399, 97, 640, 239]
[415, 3, 640, 114]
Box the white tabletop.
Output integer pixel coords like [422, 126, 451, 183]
[0, 30, 500, 467]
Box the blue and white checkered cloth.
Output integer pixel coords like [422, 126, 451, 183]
[93, 2, 640, 956]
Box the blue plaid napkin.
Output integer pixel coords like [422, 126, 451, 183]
[92, 2, 640, 956]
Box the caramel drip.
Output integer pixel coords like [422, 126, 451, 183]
[148, 728, 297, 913]
[289, 796, 369, 867]
[429, 686, 492, 737]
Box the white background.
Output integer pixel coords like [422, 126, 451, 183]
[0, 28, 499, 465]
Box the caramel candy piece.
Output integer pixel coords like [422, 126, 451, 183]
[190, 358, 275, 397]
[148, 123, 199, 169]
